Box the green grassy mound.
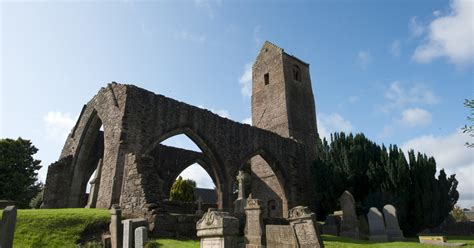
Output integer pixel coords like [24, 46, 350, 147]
[0, 208, 110, 248]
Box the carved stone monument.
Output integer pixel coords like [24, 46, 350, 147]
[266, 225, 297, 248]
[367, 207, 388, 242]
[0, 205, 17, 248]
[234, 171, 248, 214]
[196, 209, 239, 248]
[287, 206, 324, 248]
[244, 195, 265, 248]
[383, 204, 404, 241]
[339, 191, 359, 239]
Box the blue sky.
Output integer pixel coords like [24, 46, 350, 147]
[1, 0, 473, 207]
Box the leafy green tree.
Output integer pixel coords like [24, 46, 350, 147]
[29, 188, 44, 209]
[170, 176, 196, 202]
[451, 205, 468, 222]
[0, 138, 42, 208]
[311, 132, 458, 235]
[462, 99, 474, 148]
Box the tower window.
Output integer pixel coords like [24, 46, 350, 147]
[264, 73, 269, 85]
[293, 65, 301, 81]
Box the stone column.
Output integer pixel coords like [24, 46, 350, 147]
[134, 226, 148, 248]
[86, 158, 103, 208]
[110, 204, 123, 248]
[234, 171, 247, 214]
[244, 196, 265, 248]
[288, 206, 324, 248]
[0, 205, 17, 248]
[196, 209, 239, 248]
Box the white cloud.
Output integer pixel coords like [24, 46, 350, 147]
[178, 163, 215, 189]
[399, 108, 432, 127]
[242, 117, 252, 125]
[390, 40, 401, 57]
[43, 111, 76, 141]
[356, 50, 372, 70]
[413, 0, 474, 65]
[198, 105, 230, 118]
[193, 0, 222, 18]
[381, 81, 439, 112]
[239, 62, 253, 97]
[317, 113, 354, 140]
[409, 17, 425, 38]
[402, 129, 474, 208]
[175, 31, 206, 44]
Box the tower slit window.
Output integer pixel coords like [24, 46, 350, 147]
[293, 65, 301, 82]
[264, 73, 269, 85]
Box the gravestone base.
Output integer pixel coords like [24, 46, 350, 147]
[386, 229, 405, 241]
[369, 234, 388, 242]
[266, 225, 296, 248]
[245, 244, 266, 248]
[340, 231, 359, 239]
[201, 236, 238, 248]
[322, 226, 338, 236]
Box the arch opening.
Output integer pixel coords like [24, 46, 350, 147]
[148, 131, 223, 209]
[235, 151, 288, 218]
[68, 112, 105, 208]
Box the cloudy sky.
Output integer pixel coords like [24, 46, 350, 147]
[1, 0, 473, 207]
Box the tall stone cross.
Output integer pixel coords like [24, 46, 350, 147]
[237, 170, 246, 199]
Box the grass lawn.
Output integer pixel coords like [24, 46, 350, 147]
[0, 208, 110, 248]
[151, 235, 474, 248]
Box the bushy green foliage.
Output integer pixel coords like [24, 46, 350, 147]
[29, 189, 44, 209]
[462, 99, 474, 148]
[451, 205, 468, 222]
[0, 137, 42, 208]
[312, 132, 459, 235]
[170, 176, 196, 202]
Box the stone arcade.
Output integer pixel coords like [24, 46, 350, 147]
[43, 42, 319, 223]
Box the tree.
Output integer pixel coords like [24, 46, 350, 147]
[462, 99, 474, 148]
[169, 176, 196, 202]
[311, 132, 459, 235]
[451, 205, 468, 222]
[0, 138, 43, 208]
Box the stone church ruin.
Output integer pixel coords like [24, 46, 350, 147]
[43, 41, 320, 225]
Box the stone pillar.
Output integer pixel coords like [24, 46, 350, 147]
[244, 196, 265, 248]
[109, 204, 123, 248]
[234, 170, 247, 214]
[196, 209, 239, 248]
[86, 159, 103, 208]
[339, 190, 359, 239]
[0, 205, 17, 248]
[288, 206, 324, 248]
[367, 207, 388, 242]
[134, 226, 148, 248]
[382, 204, 404, 241]
[196, 196, 204, 216]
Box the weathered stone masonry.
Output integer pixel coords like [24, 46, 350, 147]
[43, 41, 319, 219]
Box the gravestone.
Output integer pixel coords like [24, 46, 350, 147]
[196, 196, 204, 216]
[367, 207, 388, 242]
[134, 226, 148, 248]
[123, 218, 148, 248]
[287, 206, 324, 248]
[244, 195, 265, 248]
[0, 205, 17, 248]
[196, 209, 239, 248]
[234, 171, 248, 214]
[322, 215, 338, 236]
[339, 191, 359, 239]
[109, 205, 123, 248]
[358, 215, 370, 240]
[266, 225, 296, 248]
[382, 204, 404, 241]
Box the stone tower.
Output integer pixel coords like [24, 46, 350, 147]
[252, 41, 318, 159]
